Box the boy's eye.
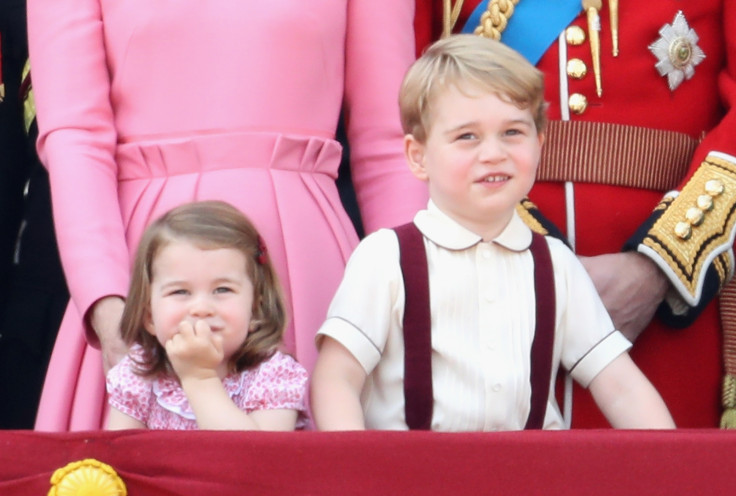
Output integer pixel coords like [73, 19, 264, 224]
[505, 128, 523, 137]
[456, 132, 476, 141]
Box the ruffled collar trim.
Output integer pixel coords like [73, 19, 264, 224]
[152, 372, 244, 420]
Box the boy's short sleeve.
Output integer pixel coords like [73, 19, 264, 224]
[550, 239, 633, 388]
[106, 354, 152, 424]
[569, 331, 632, 387]
[316, 229, 405, 374]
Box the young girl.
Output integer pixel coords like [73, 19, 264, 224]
[106, 201, 308, 430]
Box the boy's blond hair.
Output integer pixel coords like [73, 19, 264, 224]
[400, 34, 547, 143]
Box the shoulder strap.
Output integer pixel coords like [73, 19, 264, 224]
[394, 222, 433, 430]
[525, 232, 556, 429]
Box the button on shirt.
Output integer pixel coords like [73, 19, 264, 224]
[316, 202, 631, 431]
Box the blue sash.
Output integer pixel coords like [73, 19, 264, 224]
[461, 0, 582, 65]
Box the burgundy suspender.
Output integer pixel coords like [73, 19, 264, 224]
[395, 223, 433, 430]
[395, 223, 555, 431]
[524, 231, 556, 429]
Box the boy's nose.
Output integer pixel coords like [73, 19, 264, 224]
[478, 137, 504, 162]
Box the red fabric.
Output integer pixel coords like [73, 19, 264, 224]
[1, 429, 734, 495]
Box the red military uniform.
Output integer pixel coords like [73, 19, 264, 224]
[416, 1, 736, 428]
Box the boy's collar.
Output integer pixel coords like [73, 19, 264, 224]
[414, 201, 532, 252]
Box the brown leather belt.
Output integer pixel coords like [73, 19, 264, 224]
[538, 120, 700, 191]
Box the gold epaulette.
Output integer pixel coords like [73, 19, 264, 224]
[516, 198, 549, 235]
[639, 152, 736, 305]
[21, 59, 35, 134]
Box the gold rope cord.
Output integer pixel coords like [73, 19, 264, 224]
[474, 0, 520, 40]
[442, 1, 520, 40]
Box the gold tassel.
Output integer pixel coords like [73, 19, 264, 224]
[719, 279, 736, 428]
[721, 374, 736, 428]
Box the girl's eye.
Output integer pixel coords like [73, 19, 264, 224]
[167, 289, 188, 296]
[505, 128, 523, 136]
[214, 286, 234, 294]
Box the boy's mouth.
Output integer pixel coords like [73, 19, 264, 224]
[478, 174, 510, 183]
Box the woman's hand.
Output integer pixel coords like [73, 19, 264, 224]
[90, 296, 128, 373]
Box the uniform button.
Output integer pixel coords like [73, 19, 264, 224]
[705, 179, 725, 196]
[675, 221, 692, 240]
[565, 25, 586, 45]
[686, 207, 704, 226]
[568, 93, 588, 115]
[566, 58, 587, 79]
[697, 194, 714, 211]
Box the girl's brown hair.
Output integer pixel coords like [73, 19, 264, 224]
[121, 200, 286, 377]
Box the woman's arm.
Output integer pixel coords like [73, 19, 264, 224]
[27, 0, 130, 353]
[344, 0, 428, 234]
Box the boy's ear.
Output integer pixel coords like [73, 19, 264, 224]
[404, 134, 428, 181]
[537, 131, 546, 148]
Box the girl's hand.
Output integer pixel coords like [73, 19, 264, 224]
[165, 320, 224, 381]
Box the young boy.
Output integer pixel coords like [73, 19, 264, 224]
[310, 35, 675, 431]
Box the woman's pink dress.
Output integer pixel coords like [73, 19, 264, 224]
[28, 0, 426, 430]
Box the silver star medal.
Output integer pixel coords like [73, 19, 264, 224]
[648, 11, 705, 91]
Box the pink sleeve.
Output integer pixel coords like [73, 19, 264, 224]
[27, 0, 130, 345]
[242, 353, 308, 414]
[344, 0, 429, 234]
[106, 355, 152, 424]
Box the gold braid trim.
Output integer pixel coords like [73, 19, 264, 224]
[474, 0, 520, 41]
[641, 154, 736, 301]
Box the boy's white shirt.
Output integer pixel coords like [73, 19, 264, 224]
[316, 201, 631, 431]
